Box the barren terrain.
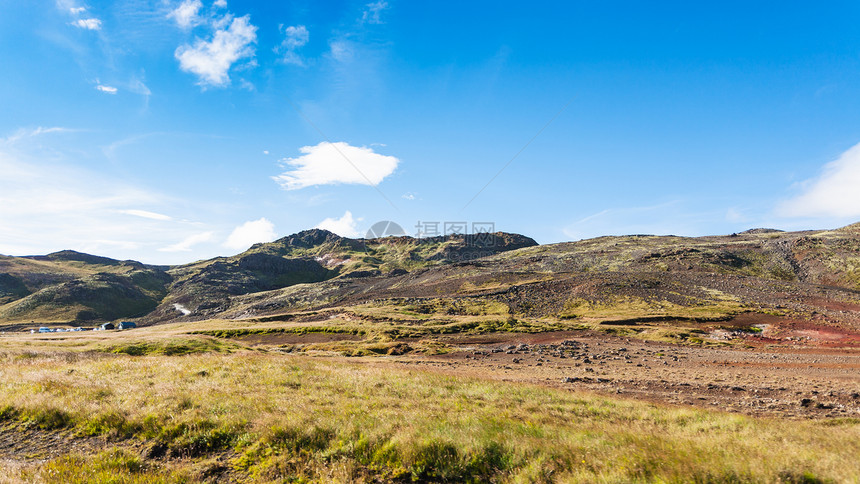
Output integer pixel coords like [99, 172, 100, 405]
[398, 331, 860, 419]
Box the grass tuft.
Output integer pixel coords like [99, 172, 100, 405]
[21, 406, 72, 430]
[106, 338, 231, 356]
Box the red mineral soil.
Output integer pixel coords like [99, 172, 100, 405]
[719, 313, 860, 350]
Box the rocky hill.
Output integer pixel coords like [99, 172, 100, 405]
[193, 224, 860, 337]
[0, 230, 537, 328]
[3, 224, 860, 333]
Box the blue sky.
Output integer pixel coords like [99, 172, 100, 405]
[3, 1, 860, 264]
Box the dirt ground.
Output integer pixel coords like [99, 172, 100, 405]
[372, 330, 860, 419]
[225, 311, 860, 419]
[0, 424, 100, 471]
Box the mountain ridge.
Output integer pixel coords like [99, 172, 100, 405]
[3, 224, 860, 335]
[0, 229, 538, 326]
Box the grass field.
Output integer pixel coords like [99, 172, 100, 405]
[0, 326, 858, 483]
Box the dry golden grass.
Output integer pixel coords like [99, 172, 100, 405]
[0, 331, 857, 483]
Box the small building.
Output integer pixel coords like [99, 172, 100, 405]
[118, 321, 137, 330]
[100, 322, 115, 331]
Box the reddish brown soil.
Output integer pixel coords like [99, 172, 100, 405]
[737, 315, 860, 348]
[371, 329, 860, 419]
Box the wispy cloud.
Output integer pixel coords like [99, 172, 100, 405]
[0, 145, 168, 257]
[361, 1, 389, 24]
[776, 142, 860, 219]
[128, 78, 151, 97]
[329, 40, 354, 63]
[0, 161, 159, 218]
[223, 218, 276, 250]
[101, 132, 165, 161]
[96, 84, 118, 94]
[72, 18, 102, 30]
[725, 207, 750, 223]
[0, 126, 73, 145]
[561, 201, 714, 241]
[315, 211, 360, 237]
[159, 232, 215, 252]
[275, 25, 309, 65]
[55, 0, 78, 11]
[0, 127, 218, 264]
[120, 209, 172, 221]
[272, 142, 399, 190]
[174, 14, 257, 87]
[126, 77, 152, 109]
[58, 0, 101, 30]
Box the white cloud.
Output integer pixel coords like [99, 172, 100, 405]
[213, 0, 227, 7]
[120, 209, 172, 221]
[223, 218, 276, 250]
[174, 14, 257, 87]
[362, 1, 389, 24]
[776, 142, 860, 219]
[329, 40, 354, 63]
[282, 25, 309, 49]
[58, 1, 88, 18]
[276, 25, 309, 65]
[167, 0, 202, 29]
[315, 211, 360, 238]
[159, 232, 215, 252]
[72, 18, 102, 30]
[96, 84, 118, 94]
[272, 142, 399, 190]
[402, 192, 416, 200]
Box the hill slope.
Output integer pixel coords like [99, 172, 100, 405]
[0, 230, 537, 327]
[3, 225, 860, 334]
[201, 225, 860, 339]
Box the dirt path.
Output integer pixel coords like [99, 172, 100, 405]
[0, 424, 104, 480]
[0, 425, 100, 461]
